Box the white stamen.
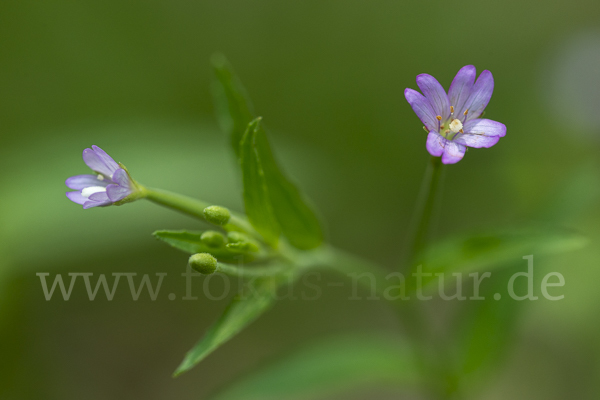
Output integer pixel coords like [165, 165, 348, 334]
[449, 119, 463, 134]
[81, 186, 107, 198]
[97, 174, 104, 181]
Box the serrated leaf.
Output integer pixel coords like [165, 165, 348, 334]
[174, 275, 289, 376]
[240, 119, 281, 247]
[209, 334, 419, 400]
[211, 54, 255, 159]
[410, 227, 587, 292]
[153, 230, 251, 263]
[252, 121, 323, 250]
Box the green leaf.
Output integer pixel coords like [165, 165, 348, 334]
[174, 275, 287, 376]
[153, 230, 207, 253]
[209, 334, 419, 400]
[211, 54, 255, 159]
[252, 120, 323, 250]
[411, 227, 587, 291]
[153, 230, 252, 263]
[240, 119, 281, 247]
[444, 228, 586, 387]
[211, 55, 323, 250]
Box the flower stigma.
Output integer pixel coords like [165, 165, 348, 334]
[449, 119, 463, 133]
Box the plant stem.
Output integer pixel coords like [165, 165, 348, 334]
[406, 156, 445, 265]
[142, 187, 257, 238]
[141, 184, 459, 398]
[401, 156, 455, 400]
[313, 246, 393, 296]
[141, 186, 302, 263]
[315, 247, 461, 399]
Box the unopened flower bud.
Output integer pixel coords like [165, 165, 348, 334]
[226, 232, 260, 253]
[226, 231, 247, 243]
[188, 253, 218, 275]
[203, 206, 231, 226]
[201, 231, 226, 248]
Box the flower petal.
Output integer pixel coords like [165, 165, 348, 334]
[448, 65, 476, 117]
[442, 141, 466, 164]
[83, 149, 112, 176]
[88, 191, 110, 202]
[454, 134, 500, 148]
[111, 169, 131, 188]
[92, 145, 120, 175]
[65, 174, 109, 190]
[82, 146, 119, 176]
[416, 74, 451, 121]
[66, 191, 87, 205]
[106, 184, 132, 202]
[462, 70, 494, 121]
[463, 118, 506, 137]
[405, 88, 438, 131]
[83, 191, 111, 209]
[83, 200, 112, 209]
[426, 132, 445, 156]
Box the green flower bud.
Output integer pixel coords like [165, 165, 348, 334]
[226, 231, 247, 244]
[226, 232, 260, 253]
[200, 231, 226, 248]
[188, 253, 218, 275]
[203, 206, 231, 226]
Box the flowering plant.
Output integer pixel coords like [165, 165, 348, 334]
[62, 57, 585, 400]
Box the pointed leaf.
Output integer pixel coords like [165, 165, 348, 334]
[174, 275, 287, 376]
[210, 55, 323, 250]
[240, 119, 280, 246]
[153, 230, 208, 254]
[209, 334, 419, 400]
[252, 121, 323, 249]
[153, 230, 252, 263]
[211, 54, 255, 159]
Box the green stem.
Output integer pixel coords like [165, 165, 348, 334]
[407, 156, 445, 265]
[142, 187, 257, 238]
[309, 247, 456, 399]
[402, 156, 455, 400]
[141, 187, 389, 279]
[141, 185, 457, 397]
[313, 246, 393, 298]
[141, 186, 301, 263]
[143, 187, 209, 218]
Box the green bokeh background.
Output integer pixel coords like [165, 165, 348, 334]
[1, 1, 600, 399]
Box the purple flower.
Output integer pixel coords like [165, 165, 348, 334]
[66, 145, 137, 209]
[404, 65, 506, 164]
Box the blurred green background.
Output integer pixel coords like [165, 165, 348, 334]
[1, 0, 600, 399]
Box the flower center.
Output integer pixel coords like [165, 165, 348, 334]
[449, 119, 463, 134]
[81, 186, 107, 198]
